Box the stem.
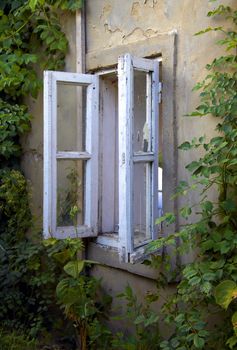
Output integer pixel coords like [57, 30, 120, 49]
[80, 321, 87, 350]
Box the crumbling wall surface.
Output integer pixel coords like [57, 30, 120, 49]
[21, 13, 77, 227]
[86, 0, 233, 166]
[85, 0, 235, 300]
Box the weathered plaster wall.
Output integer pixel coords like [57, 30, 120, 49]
[85, 0, 233, 179]
[21, 13, 77, 228]
[84, 0, 235, 306]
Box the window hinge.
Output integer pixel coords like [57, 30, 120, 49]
[158, 82, 162, 104]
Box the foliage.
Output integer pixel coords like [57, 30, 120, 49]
[0, 1, 113, 348]
[146, 2, 237, 349]
[0, 329, 38, 350]
[0, 0, 83, 346]
[45, 238, 113, 350]
[1, 229, 70, 339]
[111, 285, 160, 350]
[0, 168, 31, 238]
[0, 99, 31, 161]
[214, 280, 237, 348]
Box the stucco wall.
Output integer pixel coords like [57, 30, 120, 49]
[21, 12, 77, 229]
[85, 0, 232, 186]
[84, 0, 234, 306]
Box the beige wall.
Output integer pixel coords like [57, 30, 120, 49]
[21, 0, 233, 327]
[21, 12, 77, 230]
[84, 0, 233, 305]
[85, 0, 232, 193]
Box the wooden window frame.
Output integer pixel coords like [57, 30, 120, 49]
[118, 54, 160, 263]
[43, 54, 161, 263]
[95, 55, 161, 263]
[43, 71, 99, 239]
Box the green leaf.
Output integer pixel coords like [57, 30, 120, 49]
[53, 250, 71, 264]
[193, 334, 205, 348]
[56, 278, 82, 304]
[195, 26, 223, 36]
[186, 161, 200, 172]
[189, 276, 201, 286]
[134, 314, 145, 324]
[226, 335, 237, 349]
[221, 199, 236, 213]
[201, 201, 213, 213]
[43, 238, 58, 246]
[155, 212, 175, 225]
[64, 260, 85, 278]
[207, 5, 231, 17]
[29, 0, 38, 11]
[179, 141, 192, 150]
[144, 313, 159, 327]
[232, 312, 237, 335]
[214, 280, 237, 309]
[180, 206, 192, 219]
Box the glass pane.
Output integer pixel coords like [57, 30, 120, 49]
[158, 87, 163, 218]
[133, 162, 152, 248]
[57, 83, 86, 152]
[133, 70, 151, 153]
[100, 74, 119, 234]
[57, 160, 85, 227]
[158, 166, 163, 217]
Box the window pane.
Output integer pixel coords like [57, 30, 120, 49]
[133, 70, 152, 153]
[100, 73, 119, 234]
[57, 159, 85, 227]
[57, 83, 86, 152]
[158, 81, 163, 218]
[133, 162, 152, 248]
[158, 166, 163, 217]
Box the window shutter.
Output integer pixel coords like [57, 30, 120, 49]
[43, 71, 99, 239]
[118, 54, 160, 262]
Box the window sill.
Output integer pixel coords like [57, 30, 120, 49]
[87, 240, 162, 280]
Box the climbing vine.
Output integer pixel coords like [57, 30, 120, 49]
[0, 0, 84, 346]
[147, 2, 237, 349]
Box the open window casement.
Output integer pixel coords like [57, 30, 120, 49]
[43, 53, 161, 262]
[118, 54, 160, 263]
[43, 71, 99, 239]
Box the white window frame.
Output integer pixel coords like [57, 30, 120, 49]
[118, 54, 160, 263]
[43, 71, 99, 239]
[43, 54, 160, 263]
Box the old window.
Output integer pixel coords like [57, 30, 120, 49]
[43, 54, 162, 262]
[43, 71, 99, 239]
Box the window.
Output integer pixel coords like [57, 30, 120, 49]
[43, 54, 161, 262]
[43, 71, 99, 239]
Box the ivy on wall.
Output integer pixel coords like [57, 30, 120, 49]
[0, 0, 83, 342]
[148, 3, 237, 349]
